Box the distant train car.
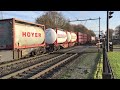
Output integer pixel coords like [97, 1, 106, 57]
[0, 18, 46, 59]
[83, 34, 87, 44]
[67, 31, 71, 43]
[87, 34, 91, 44]
[45, 28, 68, 44]
[77, 32, 84, 45]
[68, 32, 77, 47]
[70, 32, 77, 42]
[77, 32, 96, 45]
[45, 28, 77, 51]
[45, 28, 68, 51]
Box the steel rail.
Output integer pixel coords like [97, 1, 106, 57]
[0, 53, 67, 79]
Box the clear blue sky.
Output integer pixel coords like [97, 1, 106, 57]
[0, 11, 119, 37]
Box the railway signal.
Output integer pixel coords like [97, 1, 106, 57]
[106, 11, 114, 52]
[109, 11, 114, 19]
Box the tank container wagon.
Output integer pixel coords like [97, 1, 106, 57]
[45, 28, 77, 52]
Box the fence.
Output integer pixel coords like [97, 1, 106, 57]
[102, 39, 114, 79]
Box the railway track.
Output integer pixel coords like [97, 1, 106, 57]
[0, 46, 88, 79]
[52, 46, 88, 54]
[0, 54, 59, 77]
[0, 53, 78, 79]
[0, 46, 78, 65]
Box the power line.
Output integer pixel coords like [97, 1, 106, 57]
[65, 11, 79, 20]
[83, 20, 87, 26]
[69, 18, 100, 22]
[64, 12, 89, 26]
[69, 17, 101, 38]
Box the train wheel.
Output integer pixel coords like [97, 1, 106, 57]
[36, 50, 40, 55]
[54, 46, 57, 51]
[57, 46, 60, 50]
[34, 50, 38, 56]
[43, 48, 46, 54]
[31, 51, 35, 56]
[49, 47, 53, 52]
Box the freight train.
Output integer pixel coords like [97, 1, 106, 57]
[0, 18, 96, 59]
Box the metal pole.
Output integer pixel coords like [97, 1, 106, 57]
[107, 11, 109, 52]
[103, 38, 106, 73]
[99, 17, 100, 39]
[119, 27, 120, 36]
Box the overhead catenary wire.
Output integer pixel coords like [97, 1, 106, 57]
[69, 17, 101, 37]
[63, 11, 90, 26]
[83, 20, 87, 26]
[65, 11, 79, 20]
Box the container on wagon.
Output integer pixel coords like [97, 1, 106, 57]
[0, 18, 45, 59]
[66, 31, 71, 42]
[70, 32, 77, 42]
[0, 18, 45, 50]
[45, 28, 67, 44]
[77, 32, 84, 43]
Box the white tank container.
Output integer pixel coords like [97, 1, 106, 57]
[45, 28, 67, 44]
[70, 32, 77, 42]
[67, 32, 71, 42]
[45, 28, 57, 44]
[57, 29, 67, 43]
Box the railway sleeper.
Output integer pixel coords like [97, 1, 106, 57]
[31, 54, 78, 79]
[18, 73, 28, 76]
[39, 61, 68, 79]
[10, 76, 22, 79]
[0, 54, 76, 79]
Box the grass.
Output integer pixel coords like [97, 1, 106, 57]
[60, 72, 71, 79]
[59, 52, 100, 79]
[108, 52, 120, 79]
[94, 54, 103, 79]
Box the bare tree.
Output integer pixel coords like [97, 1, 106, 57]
[109, 29, 114, 41]
[35, 11, 96, 36]
[71, 24, 95, 36]
[35, 11, 70, 29]
[115, 25, 120, 36]
[88, 30, 96, 36]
